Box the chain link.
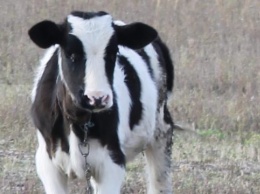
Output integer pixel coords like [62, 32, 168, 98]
[78, 115, 94, 194]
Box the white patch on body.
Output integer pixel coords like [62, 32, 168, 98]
[87, 140, 125, 194]
[144, 44, 162, 85]
[36, 131, 68, 194]
[115, 46, 158, 161]
[113, 63, 132, 155]
[31, 45, 59, 102]
[36, 130, 125, 194]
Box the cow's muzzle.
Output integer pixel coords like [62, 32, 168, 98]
[83, 91, 110, 110]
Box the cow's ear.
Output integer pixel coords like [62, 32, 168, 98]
[28, 20, 62, 48]
[115, 22, 158, 50]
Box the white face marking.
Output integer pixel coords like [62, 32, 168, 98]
[68, 15, 115, 109]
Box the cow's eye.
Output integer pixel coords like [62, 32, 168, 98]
[69, 53, 82, 63]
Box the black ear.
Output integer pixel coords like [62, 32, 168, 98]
[115, 22, 158, 50]
[28, 20, 62, 48]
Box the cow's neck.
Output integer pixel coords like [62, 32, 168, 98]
[56, 83, 93, 141]
[57, 84, 90, 124]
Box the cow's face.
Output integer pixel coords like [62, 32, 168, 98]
[60, 12, 117, 112]
[28, 11, 157, 112]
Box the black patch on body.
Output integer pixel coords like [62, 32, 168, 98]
[163, 103, 174, 126]
[163, 104, 174, 163]
[152, 38, 174, 93]
[118, 56, 143, 129]
[71, 99, 125, 166]
[31, 50, 69, 156]
[136, 49, 154, 79]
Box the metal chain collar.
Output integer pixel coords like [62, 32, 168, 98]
[78, 114, 95, 194]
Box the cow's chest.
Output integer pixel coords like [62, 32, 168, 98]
[51, 124, 155, 180]
[51, 131, 116, 179]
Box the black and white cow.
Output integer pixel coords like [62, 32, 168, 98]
[29, 11, 174, 194]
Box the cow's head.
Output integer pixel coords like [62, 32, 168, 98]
[29, 11, 157, 112]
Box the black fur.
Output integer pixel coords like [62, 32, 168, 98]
[28, 21, 62, 48]
[115, 22, 158, 50]
[136, 49, 154, 79]
[152, 38, 174, 93]
[71, 11, 108, 20]
[31, 50, 70, 157]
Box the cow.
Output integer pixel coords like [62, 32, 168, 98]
[28, 11, 174, 194]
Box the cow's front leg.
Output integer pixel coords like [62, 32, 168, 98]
[87, 141, 125, 194]
[36, 132, 68, 194]
[91, 155, 125, 194]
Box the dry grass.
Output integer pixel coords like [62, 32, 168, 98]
[0, 0, 260, 193]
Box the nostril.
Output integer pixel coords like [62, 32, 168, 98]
[84, 95, 109, 107]
[84, 92, 110, 108]
[101, 95, 109, 105]
[84, 95, 95, 105]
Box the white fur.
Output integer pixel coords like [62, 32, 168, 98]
[31, 45, 59, 102]
[68, 128, 85, 178]
[113, 62, 132, 156]
[36, 130, 125, 194]
[144, 44, 162, 85]
[36, 131, 68, 194]
[116, 46, 158, 161]
[68, 15, 114, 109]
[87, 140, 125, 194]
[113, 20, 126, 26]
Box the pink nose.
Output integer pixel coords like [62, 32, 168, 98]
[84, 91, 109, 108]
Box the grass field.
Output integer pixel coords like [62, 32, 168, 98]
[0, 0, 260, 193]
